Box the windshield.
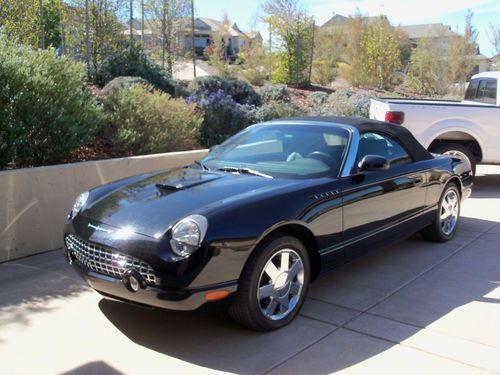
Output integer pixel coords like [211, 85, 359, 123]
[201, 124, 350, 179]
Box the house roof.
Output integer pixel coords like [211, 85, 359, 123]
[245, 31, 263, 40]
[320, 13, 388, 28]
[124, 17, 256, 39]
[397, 23, 456, 39]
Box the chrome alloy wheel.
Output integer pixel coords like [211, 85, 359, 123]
[257, 249, 304, 321]
[440, 189, 459, 236]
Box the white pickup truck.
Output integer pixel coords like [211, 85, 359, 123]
[369, 71, 500, 173]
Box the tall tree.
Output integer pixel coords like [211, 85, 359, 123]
[262, 0, 315, 85]
[489, 23, 500, 55]
[67, 0, 126, 70]
[448, 10, 477, 84]
[146, 0, 190, 75]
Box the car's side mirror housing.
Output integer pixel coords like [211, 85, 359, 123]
[358, 155, 390, 171]
[209, 145, 219, 153]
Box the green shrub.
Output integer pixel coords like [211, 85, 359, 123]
[186, 90, 250, 147]
[259, 84, 291, 103]
[103, 84, 202, 155]
[101, 76, 148, 96]
[309, 89, 373, 118]
[308, 91, 329, 106]
[311, 60, 337, 86]
[252, 102, 303, 123]
[188, 76, 229, 96]
[91, 46, 180, 96]
[0, 33, 104, 169]
[188, 76, 260, 105]
[225, 80, 261, 106]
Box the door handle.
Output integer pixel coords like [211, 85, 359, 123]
[413, 176, 423, 185]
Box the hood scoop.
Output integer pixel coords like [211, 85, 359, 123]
[155, 183, 181, 196]
[154, 171, 223, 195]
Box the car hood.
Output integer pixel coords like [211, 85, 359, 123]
[81, 166, 298, 238]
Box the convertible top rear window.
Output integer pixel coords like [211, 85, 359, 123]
[202, 124, 350, 179]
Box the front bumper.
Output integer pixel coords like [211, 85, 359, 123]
[67, 247, 237, 311]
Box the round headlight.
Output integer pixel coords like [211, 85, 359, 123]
[170, 215, 208, 257]
[72, 191, 89, 217]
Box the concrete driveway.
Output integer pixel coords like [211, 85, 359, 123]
[1, 166, 499, 375]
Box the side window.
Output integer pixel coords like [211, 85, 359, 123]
[464, 79, 479, 100]
[358, 132, 412, 167]
[483, 80, 497, 105]
[476, 80, 488, 102]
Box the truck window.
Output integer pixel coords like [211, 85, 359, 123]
[483, 80, 497, 105]
[464, 79, 479, 100]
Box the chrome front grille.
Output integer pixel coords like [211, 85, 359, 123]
[65, 234, 158, 286]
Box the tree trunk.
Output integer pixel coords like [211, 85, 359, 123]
[129, 0, 134, 48]
[39, 0, 45, 49]
[141, 0, 145, 48]
[85, 0, 91, 76]
[161, 3, 166, 68]
[191, 0, 196, 78]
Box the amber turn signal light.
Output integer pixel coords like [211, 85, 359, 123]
[205, 290, 230, 301]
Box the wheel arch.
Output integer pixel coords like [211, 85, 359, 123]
[424, 122, 485, 162]
[250, 222, 322, 281]
[446, 176, 463, 197]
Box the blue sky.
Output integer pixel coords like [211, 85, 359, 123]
[193, 0, 500, 57]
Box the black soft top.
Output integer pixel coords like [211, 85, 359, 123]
[272, 116, 433, 162]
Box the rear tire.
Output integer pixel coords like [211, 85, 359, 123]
[432, 142, 476, 176]
[229, 233, 310, 331]
[421, 183, 460, 242]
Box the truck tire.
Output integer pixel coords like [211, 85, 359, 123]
[432, 142, 476, 176]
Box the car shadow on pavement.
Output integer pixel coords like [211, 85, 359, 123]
[99, 216, 500, 374]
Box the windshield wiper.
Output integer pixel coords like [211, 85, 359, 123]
[216, 166, 273, 179]
[194, 160, 210, 171]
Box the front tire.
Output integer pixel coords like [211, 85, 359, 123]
[229, 233, 310, 331]
[421, 183, 460, 242]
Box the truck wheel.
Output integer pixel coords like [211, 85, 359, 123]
[432, 142, 476, 176]
[229, 233, 310, 331]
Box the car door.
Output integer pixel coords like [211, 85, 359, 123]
[341, 131, 428, 260]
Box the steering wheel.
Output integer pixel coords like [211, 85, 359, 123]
[306, 151, 336, 166]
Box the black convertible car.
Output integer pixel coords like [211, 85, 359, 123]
[64, 117, 472, 331]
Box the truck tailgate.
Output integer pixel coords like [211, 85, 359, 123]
[369, 99, 390, 121]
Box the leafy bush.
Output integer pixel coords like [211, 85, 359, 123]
[188, 76, 260, 105]
[239, 45, 273, 86]
[251, 102, 303, 123]
[91, 46, 180, 96]
[186, 90, 251, 147]
[188, 76, 229, 96]
[309, 90, 373, 118]
[225, 80, 261, 106]
[0, 33, 104, 168]
[102, 76, 148, 96]
[308, 91, 329, 106]
[259, 84, 291, 103]
[103, 84, 202, 155]
[311, 60, 337, 86]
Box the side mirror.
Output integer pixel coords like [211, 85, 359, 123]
[209, 145, 219, 153]
[358, 155, 390, 171]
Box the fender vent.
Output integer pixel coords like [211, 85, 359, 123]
[313, 189, 340, 200]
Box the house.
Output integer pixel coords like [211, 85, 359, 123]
[491, 54, 500, 70]
[124, 17, 262, 57]
[320, 13, 388, 28]
[397, 23, 457, 48]
[397, 23, 491, 73]
[319, 14, 492, 74]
